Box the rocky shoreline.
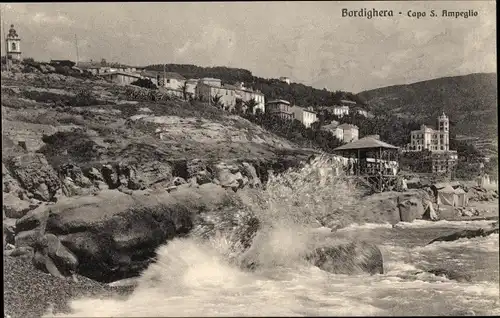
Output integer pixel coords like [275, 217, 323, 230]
[4, 255, 134, 318]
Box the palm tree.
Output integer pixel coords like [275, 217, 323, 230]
[244, 98, 259, 115]
[211, 94, 224, 109]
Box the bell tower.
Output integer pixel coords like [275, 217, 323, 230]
[438, 112, 449, 151]
[6, 24, 21, 62]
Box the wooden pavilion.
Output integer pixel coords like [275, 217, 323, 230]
[333, 135, 400, 193]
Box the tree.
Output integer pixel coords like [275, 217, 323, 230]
[211, 94, 224, 109]
[131, 78, 158, 90]
[234, 98, 244, 114]
[180, 82, 189, 101]
[244, 98, 258, 114]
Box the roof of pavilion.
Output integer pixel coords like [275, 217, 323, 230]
[333, 136, 399, 152]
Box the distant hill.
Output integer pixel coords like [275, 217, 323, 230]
[145, 64, 365, 107]
[357, 73, 498, 141]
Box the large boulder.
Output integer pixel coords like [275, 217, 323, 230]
[45, 184, 241, 282]
[101, 162, 173, 190]
[13, 204, 50, 250]
[357, 192, 401, 225]
[15, 204, 50, 234]
[242, 162, 262, 188]
[3, 218, 17, 248]
[214, 162, 244, 190]
[7, 153, 61, 201]
[426, 268, 472, 282]
[59, 164, 92, 188]
[2, 163, 27, 198]
[186, 159, 211, 182]
[3, 193, 37, 219]
[397, 196, 424, 223]
[33, 233, 79, 278]
[305, 241, 384, 275]
[428, 227, 499, 245]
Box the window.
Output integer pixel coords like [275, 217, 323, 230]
[11, 42, 16, 51]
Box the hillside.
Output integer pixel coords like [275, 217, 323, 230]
[1, 67, 320, 184]
[145, 64, 365, 107]
[357, 73, 498, 143]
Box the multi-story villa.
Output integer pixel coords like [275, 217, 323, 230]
[402, 112, 458, 175]
[291, 106, 318, 128]
[266, 100, 293, 121]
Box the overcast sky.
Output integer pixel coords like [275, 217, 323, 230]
[1, 1, 496, 92]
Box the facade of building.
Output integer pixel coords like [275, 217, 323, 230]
[139, 70, 161, 86]
[195, 79, 265, 113]
[162, 72, 186, 90]
[231, 83, 265, 114]
[321, 121, 344, 141]
[185, 78, 199, 99]
[338, 123, 359, 143]
[332, 105, 350, 117]
[199, 78, 222, 87]
[431, 151, 458, 174]
[78, 62, 137, 75]
[402, 112, 457, 175]
[407, 112, 450, 152]
[291, 106, 318, 128]
[195, 82, 237, 110]
[266, 100, 293, 121]
[5, 24, 21, 61]
[100, 72, 142, 85]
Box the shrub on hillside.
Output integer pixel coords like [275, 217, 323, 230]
[21, 90, 71, 105]
[69, 89, 99, 106]
[131, 78, 158, 90]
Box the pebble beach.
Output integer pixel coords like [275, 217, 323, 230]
[4, 256, 133, 318]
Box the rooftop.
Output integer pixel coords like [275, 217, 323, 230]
[338, 123, 358, 130]
[162, 72, 185, 80]
[267, 99, 290, 105]
[340, 99, 357, 104]
[333, 136, 399, 151]
[100, 72, 141, 79]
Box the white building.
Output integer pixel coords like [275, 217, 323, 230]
[162, 72, 186, 90]
[332, 105, 350, 118]
[279, 76, 291, 84]
[5, 24, 21, 62]
[407, 112, 450, 152]
[337, 123, 359, 143]
[185, 78, 199, 99]
[291, 106, 318, 128]
[321, 121, 344, 141]
[231, 83, 265, 114]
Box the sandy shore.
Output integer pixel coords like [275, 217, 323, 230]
[4, 256, 134, 318]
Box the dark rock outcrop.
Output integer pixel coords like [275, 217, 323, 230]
[3, 193, 38, 219]
[45, 184, 241, 282]
[398, 196, 424, 222]
[14, 204, 50, 249]
[7, 153, 61, 201]
[428, 227, 499, 245]
[305, 241, 384, 275]
[33, 233, 79, 279]
[426, 268, 472, 282]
